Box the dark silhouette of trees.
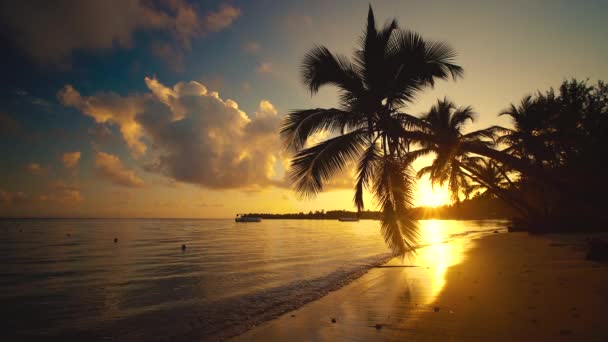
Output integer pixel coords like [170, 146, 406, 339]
[283, 5, 608, 254]
[282, 6, 463, 254]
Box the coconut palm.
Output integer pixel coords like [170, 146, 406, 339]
[406, 98, 499, 202]
[498, 95, 553, 166]
[281, 6, 463, 255]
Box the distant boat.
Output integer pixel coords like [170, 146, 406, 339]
[235, 214, 262, 223]
[338, 217, 359, 222]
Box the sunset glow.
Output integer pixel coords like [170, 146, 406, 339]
[0, 1, 606, 218]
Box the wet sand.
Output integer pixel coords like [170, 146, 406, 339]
[233, 232, 608, 341]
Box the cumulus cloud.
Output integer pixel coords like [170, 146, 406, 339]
[61, 77, 285, 190]
[0, 0, 241, 67]
[139, 77, 283, 189]
[62, 152, 81, 169]
[95, 152, 145, 187]
[58, 85, 148, 155]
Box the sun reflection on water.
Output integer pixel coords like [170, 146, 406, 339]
[410, 220, 468, 304]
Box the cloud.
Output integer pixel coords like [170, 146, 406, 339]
[62, 152, 81, 169]
[0, 1, 241, 67]
[139, 77, 284, 189]
[95, 152, 145, 187]
[203, 4, 241, 33]
[58, 85, 148, 156]
[26, 162, 47, 175]
[242, 41, 261, 54]
[256, 62, 273, 74]
[61, 77, 285, 190]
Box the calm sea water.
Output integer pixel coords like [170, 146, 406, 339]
[0, 218, 507, 340]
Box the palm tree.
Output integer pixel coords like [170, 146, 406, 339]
[405, 98, 535, 216]
[498, 95, 553, 166]
[406, 98, 499, 202]
[281, 6, 463, 255]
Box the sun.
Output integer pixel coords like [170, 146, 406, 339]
[415, 181, 451, 207]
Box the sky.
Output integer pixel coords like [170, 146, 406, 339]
[0, 0, 606, 218]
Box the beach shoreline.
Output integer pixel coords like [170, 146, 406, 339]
[233, 232, 608, 341]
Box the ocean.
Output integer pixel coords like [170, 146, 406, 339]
[0, 218, 508, 340]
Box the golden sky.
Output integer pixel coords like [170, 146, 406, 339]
[0, 0, 606, 217]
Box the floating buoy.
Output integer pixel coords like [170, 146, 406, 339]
[114, 238, 118, 243]
[181, 244, 187, 251]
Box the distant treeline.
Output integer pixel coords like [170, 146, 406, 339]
[244, 196, 514, 220]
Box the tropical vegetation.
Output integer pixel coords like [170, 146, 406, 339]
[281, 6, 608, 255]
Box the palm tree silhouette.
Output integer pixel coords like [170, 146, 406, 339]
[498, 95, 553, 166]
[282, 6, 463, 254]
[408, 98, 498, 202]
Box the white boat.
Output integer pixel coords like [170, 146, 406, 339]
[235, 214, 262, 222]
[338, 217, 359, 222]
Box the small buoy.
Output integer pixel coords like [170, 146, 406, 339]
[67, 233, 71, 237]
[331, 318, 336, 323]
[291, 314, 295, 318]
[181, 244, 187, 251]
[114, 238, 118, 243]
[375, 323, 383, 330]
[433, 307, 440, 312]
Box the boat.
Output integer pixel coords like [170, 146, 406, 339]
[338, 217, 359, 222]
[235, 214, 262, 222]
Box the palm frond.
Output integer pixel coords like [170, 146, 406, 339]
[424, 40, 464, 81]
[281, 108, 363, 151]
[373, 157, 419, 255]
[450, 105, 476, 129]
[289, 129, 367, 198]
[301, 46, 364, 96]
[353, 138, 381, 212]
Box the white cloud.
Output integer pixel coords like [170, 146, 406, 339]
[139, 77, 283, 189]
[95, 152, 145, 187]
[61, 77, 285, 190]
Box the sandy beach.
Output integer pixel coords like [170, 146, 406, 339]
[234, 232, 608, 341]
